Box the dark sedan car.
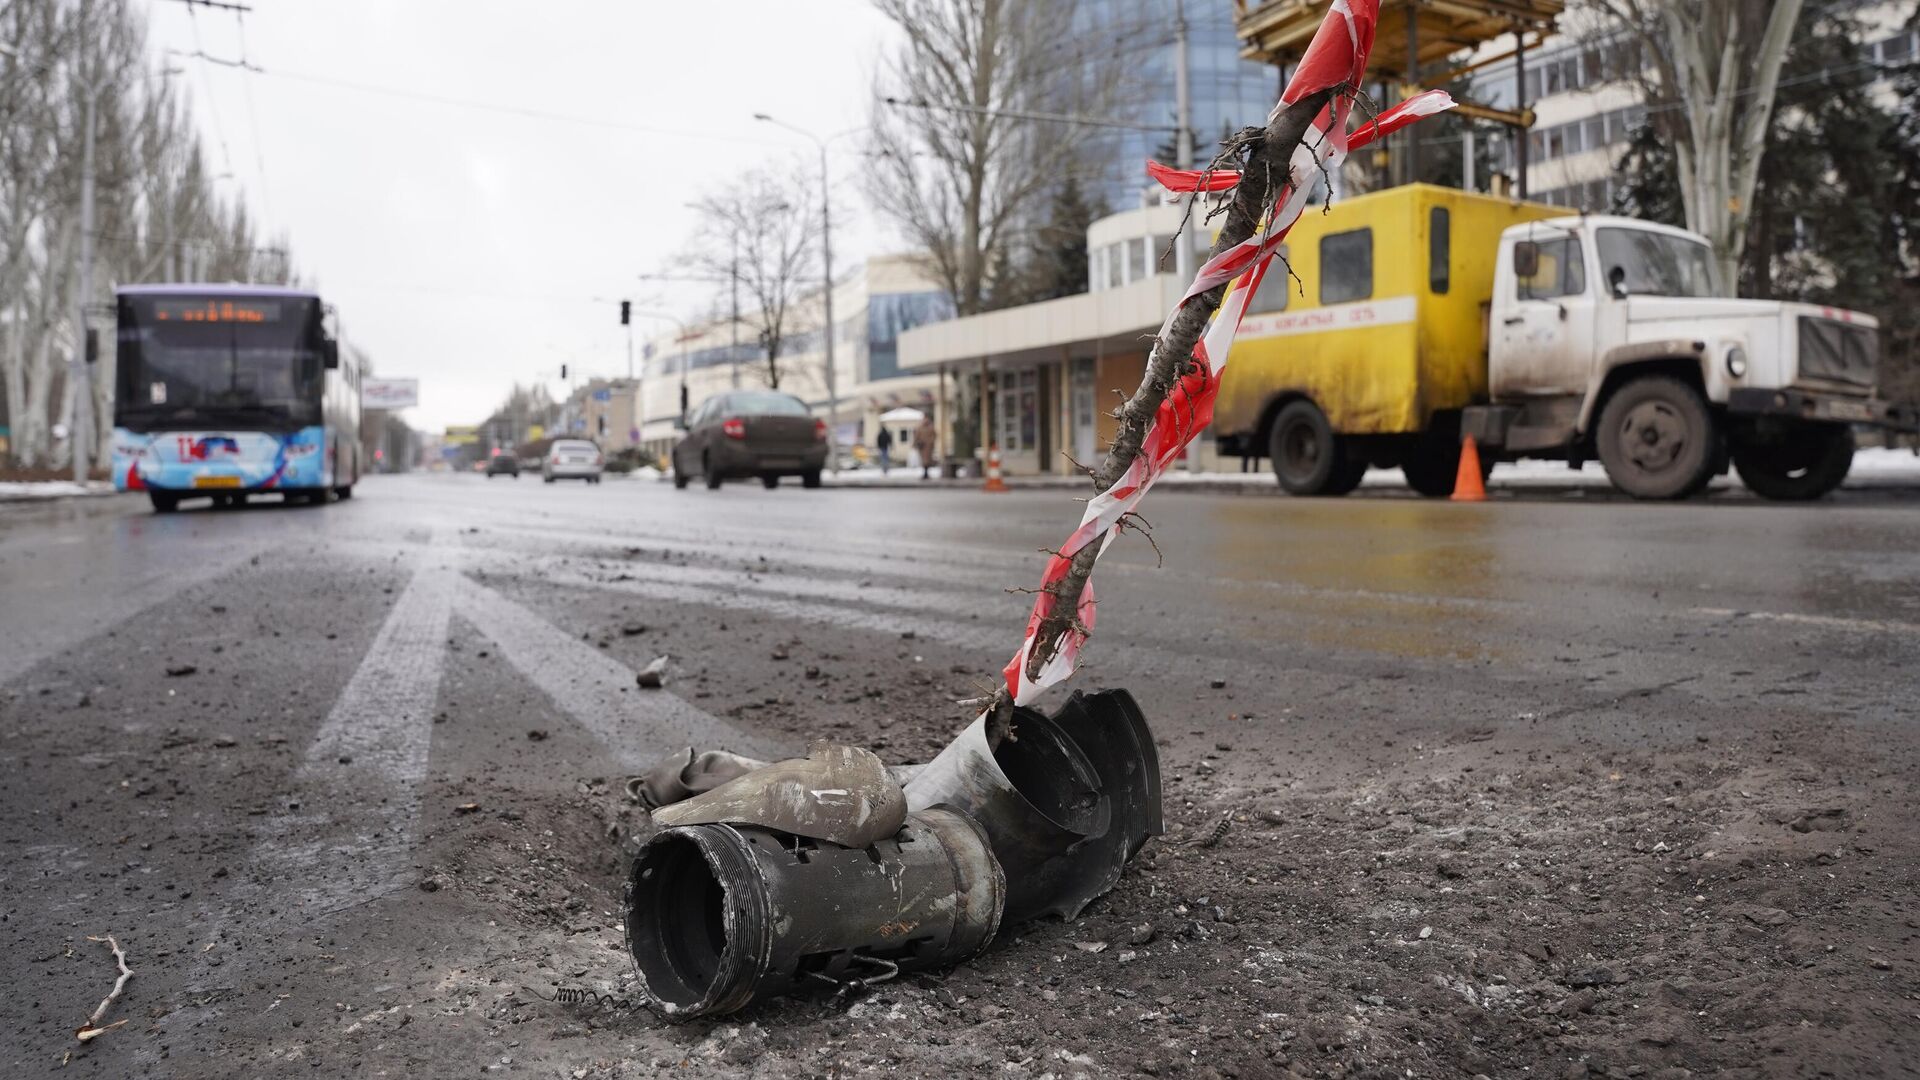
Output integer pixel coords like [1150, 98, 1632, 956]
[671, 390, 828, 490]
[484, 452, 520, 477]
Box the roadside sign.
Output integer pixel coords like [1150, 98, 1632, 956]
[363, 377, 419, 409]
[593, 389, 612, 402]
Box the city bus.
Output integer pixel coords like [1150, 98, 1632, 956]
[111, 284, 362, 513]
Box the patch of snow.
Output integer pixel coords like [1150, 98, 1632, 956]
[0, 480, 117, 501]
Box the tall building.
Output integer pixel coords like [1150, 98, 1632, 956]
[1066, 0, 1284, 211]
[1460, 1, 1918, 212]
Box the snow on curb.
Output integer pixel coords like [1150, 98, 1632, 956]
[0, 480, 119, 503]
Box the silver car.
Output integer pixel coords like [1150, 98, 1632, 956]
[542, 438, 604, 484]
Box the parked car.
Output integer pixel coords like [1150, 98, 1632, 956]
[484, 452, 520, 478]
[671, 390, 828, 490]
[542, 438, 604, 484]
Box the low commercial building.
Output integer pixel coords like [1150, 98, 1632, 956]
[635, 255, 953, 464]
[898, 200, 1224, 476]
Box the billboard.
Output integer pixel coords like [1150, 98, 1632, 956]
[363, 377, 419, 409]
[444, 425, 479, 446]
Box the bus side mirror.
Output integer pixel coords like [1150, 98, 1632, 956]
[322, 339, 340, 369]
[1607, 265, 1629, 299]
[1512, 241, 1540, 278]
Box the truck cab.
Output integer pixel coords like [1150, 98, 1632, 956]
[1470, 215, 1915, 499]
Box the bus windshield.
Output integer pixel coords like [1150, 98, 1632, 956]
[1596, 228, 1718, 298]
[115, 294, 324, 431]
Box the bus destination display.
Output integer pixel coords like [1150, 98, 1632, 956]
[151, 299, 284, 324]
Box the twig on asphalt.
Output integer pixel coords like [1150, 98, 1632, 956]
[75, 934, 133, 1042]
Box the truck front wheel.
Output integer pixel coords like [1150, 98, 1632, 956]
[1595, 376, 1717, 500]
[1733, 424, 1854, 501]
[1270, 400, 1364, 496]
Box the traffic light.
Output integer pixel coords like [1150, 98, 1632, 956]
[560, 364, 568, 380]
[620, 300, 631, 326]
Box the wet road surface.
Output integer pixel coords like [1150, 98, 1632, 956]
[3, 475, 1916, 1077]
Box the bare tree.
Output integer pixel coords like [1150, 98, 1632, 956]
[1584, 0, 1804, 291]
[0, 0, 297, 470]
[867, 0, 1118, 316]
[686, 167, 820, 391]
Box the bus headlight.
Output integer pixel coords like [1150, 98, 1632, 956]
[1725, 346, 1748, 378]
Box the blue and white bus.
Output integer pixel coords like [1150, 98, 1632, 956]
[111, 284, 362, 513]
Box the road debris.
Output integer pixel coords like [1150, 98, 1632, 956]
[626, 747, 770, 808]
[904, 689, 1162, 924]
[651, 743, 906, 848]
[75, 934, 132, 1042]
[622, 689, 1162, 1019]
[635, 655, 669, 689]
[625, 806, 1002, 1018]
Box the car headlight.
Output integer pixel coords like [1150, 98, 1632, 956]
[1725, 346, 1748, 378]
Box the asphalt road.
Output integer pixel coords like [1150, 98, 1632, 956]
[3, 475, 1916, 1078]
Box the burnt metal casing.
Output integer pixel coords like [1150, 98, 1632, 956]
[624, 806, 1004, 1018]
[903, 688, 1163, 925]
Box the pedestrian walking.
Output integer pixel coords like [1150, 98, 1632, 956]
[876, 426, 894, 474]
[914, 418, 937, 481]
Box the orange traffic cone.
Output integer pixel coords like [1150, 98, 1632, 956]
[983, 443, 1009, 493]
[1451, 435, 1487, 502]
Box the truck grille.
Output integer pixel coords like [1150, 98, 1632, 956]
[1797, 316, 1877, 388]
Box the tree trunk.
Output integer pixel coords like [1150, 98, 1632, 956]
[994, 87, 1335, 729]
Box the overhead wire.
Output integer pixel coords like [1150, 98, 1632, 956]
[183, 3, 235, 181]
[232, 7, 271, 229]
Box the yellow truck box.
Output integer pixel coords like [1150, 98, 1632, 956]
[1213, 184, 1565, 493]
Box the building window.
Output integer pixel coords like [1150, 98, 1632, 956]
[1429, 208, 1450, 295]
[1130, 237, 1150, 283]
[1149, 235, 1175, 276]
[1320, 228, 1373, 305]
[1516, 236, 1586, 300]
[1106, 243, 1124, 289]
[995, 368, 1039, 453]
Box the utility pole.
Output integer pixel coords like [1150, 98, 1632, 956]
[730, 235, 742, 389]
[818, 138, 838, 475]
[70, 32, 101, 485]
[755, 113, 854, 475]
[1173, 0, 1194, 280]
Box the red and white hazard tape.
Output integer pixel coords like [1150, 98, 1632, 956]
[1000, 0, 1454, 706]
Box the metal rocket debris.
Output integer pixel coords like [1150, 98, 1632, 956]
[621, 688, 1162, 1019]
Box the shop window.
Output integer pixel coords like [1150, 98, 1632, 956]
[995, 368, 1040, 453]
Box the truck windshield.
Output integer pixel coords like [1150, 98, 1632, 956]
[115, 294, 324, 431]
[1596, 228, 1717, 298]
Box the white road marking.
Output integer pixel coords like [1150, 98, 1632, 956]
[452, 576, 785, 762]
[1690, 606, 1920, 636]
[250, 564, 455, 912]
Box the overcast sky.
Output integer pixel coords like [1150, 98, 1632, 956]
[135, 0, 899, 432]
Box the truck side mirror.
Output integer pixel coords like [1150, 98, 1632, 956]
[322, 338, 340, 369]
[1607, 265, 1629, 299]
[1513, 241, 1540, 278]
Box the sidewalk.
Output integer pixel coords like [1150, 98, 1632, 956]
[812, 446, 1920, 494]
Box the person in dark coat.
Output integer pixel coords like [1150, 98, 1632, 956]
[876, 426, 894, 474]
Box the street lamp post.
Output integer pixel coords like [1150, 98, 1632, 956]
[753, 114, 860, 475]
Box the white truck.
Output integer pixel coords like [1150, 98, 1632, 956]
[1467, 215, 1917, 499]
[1214, 187, 1915, 500]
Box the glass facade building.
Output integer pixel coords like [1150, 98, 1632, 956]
[1066, 0, 1283, 211]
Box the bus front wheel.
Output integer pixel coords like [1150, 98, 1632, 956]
[335, 485, 354, 500]
[149, 491, 179, 514]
